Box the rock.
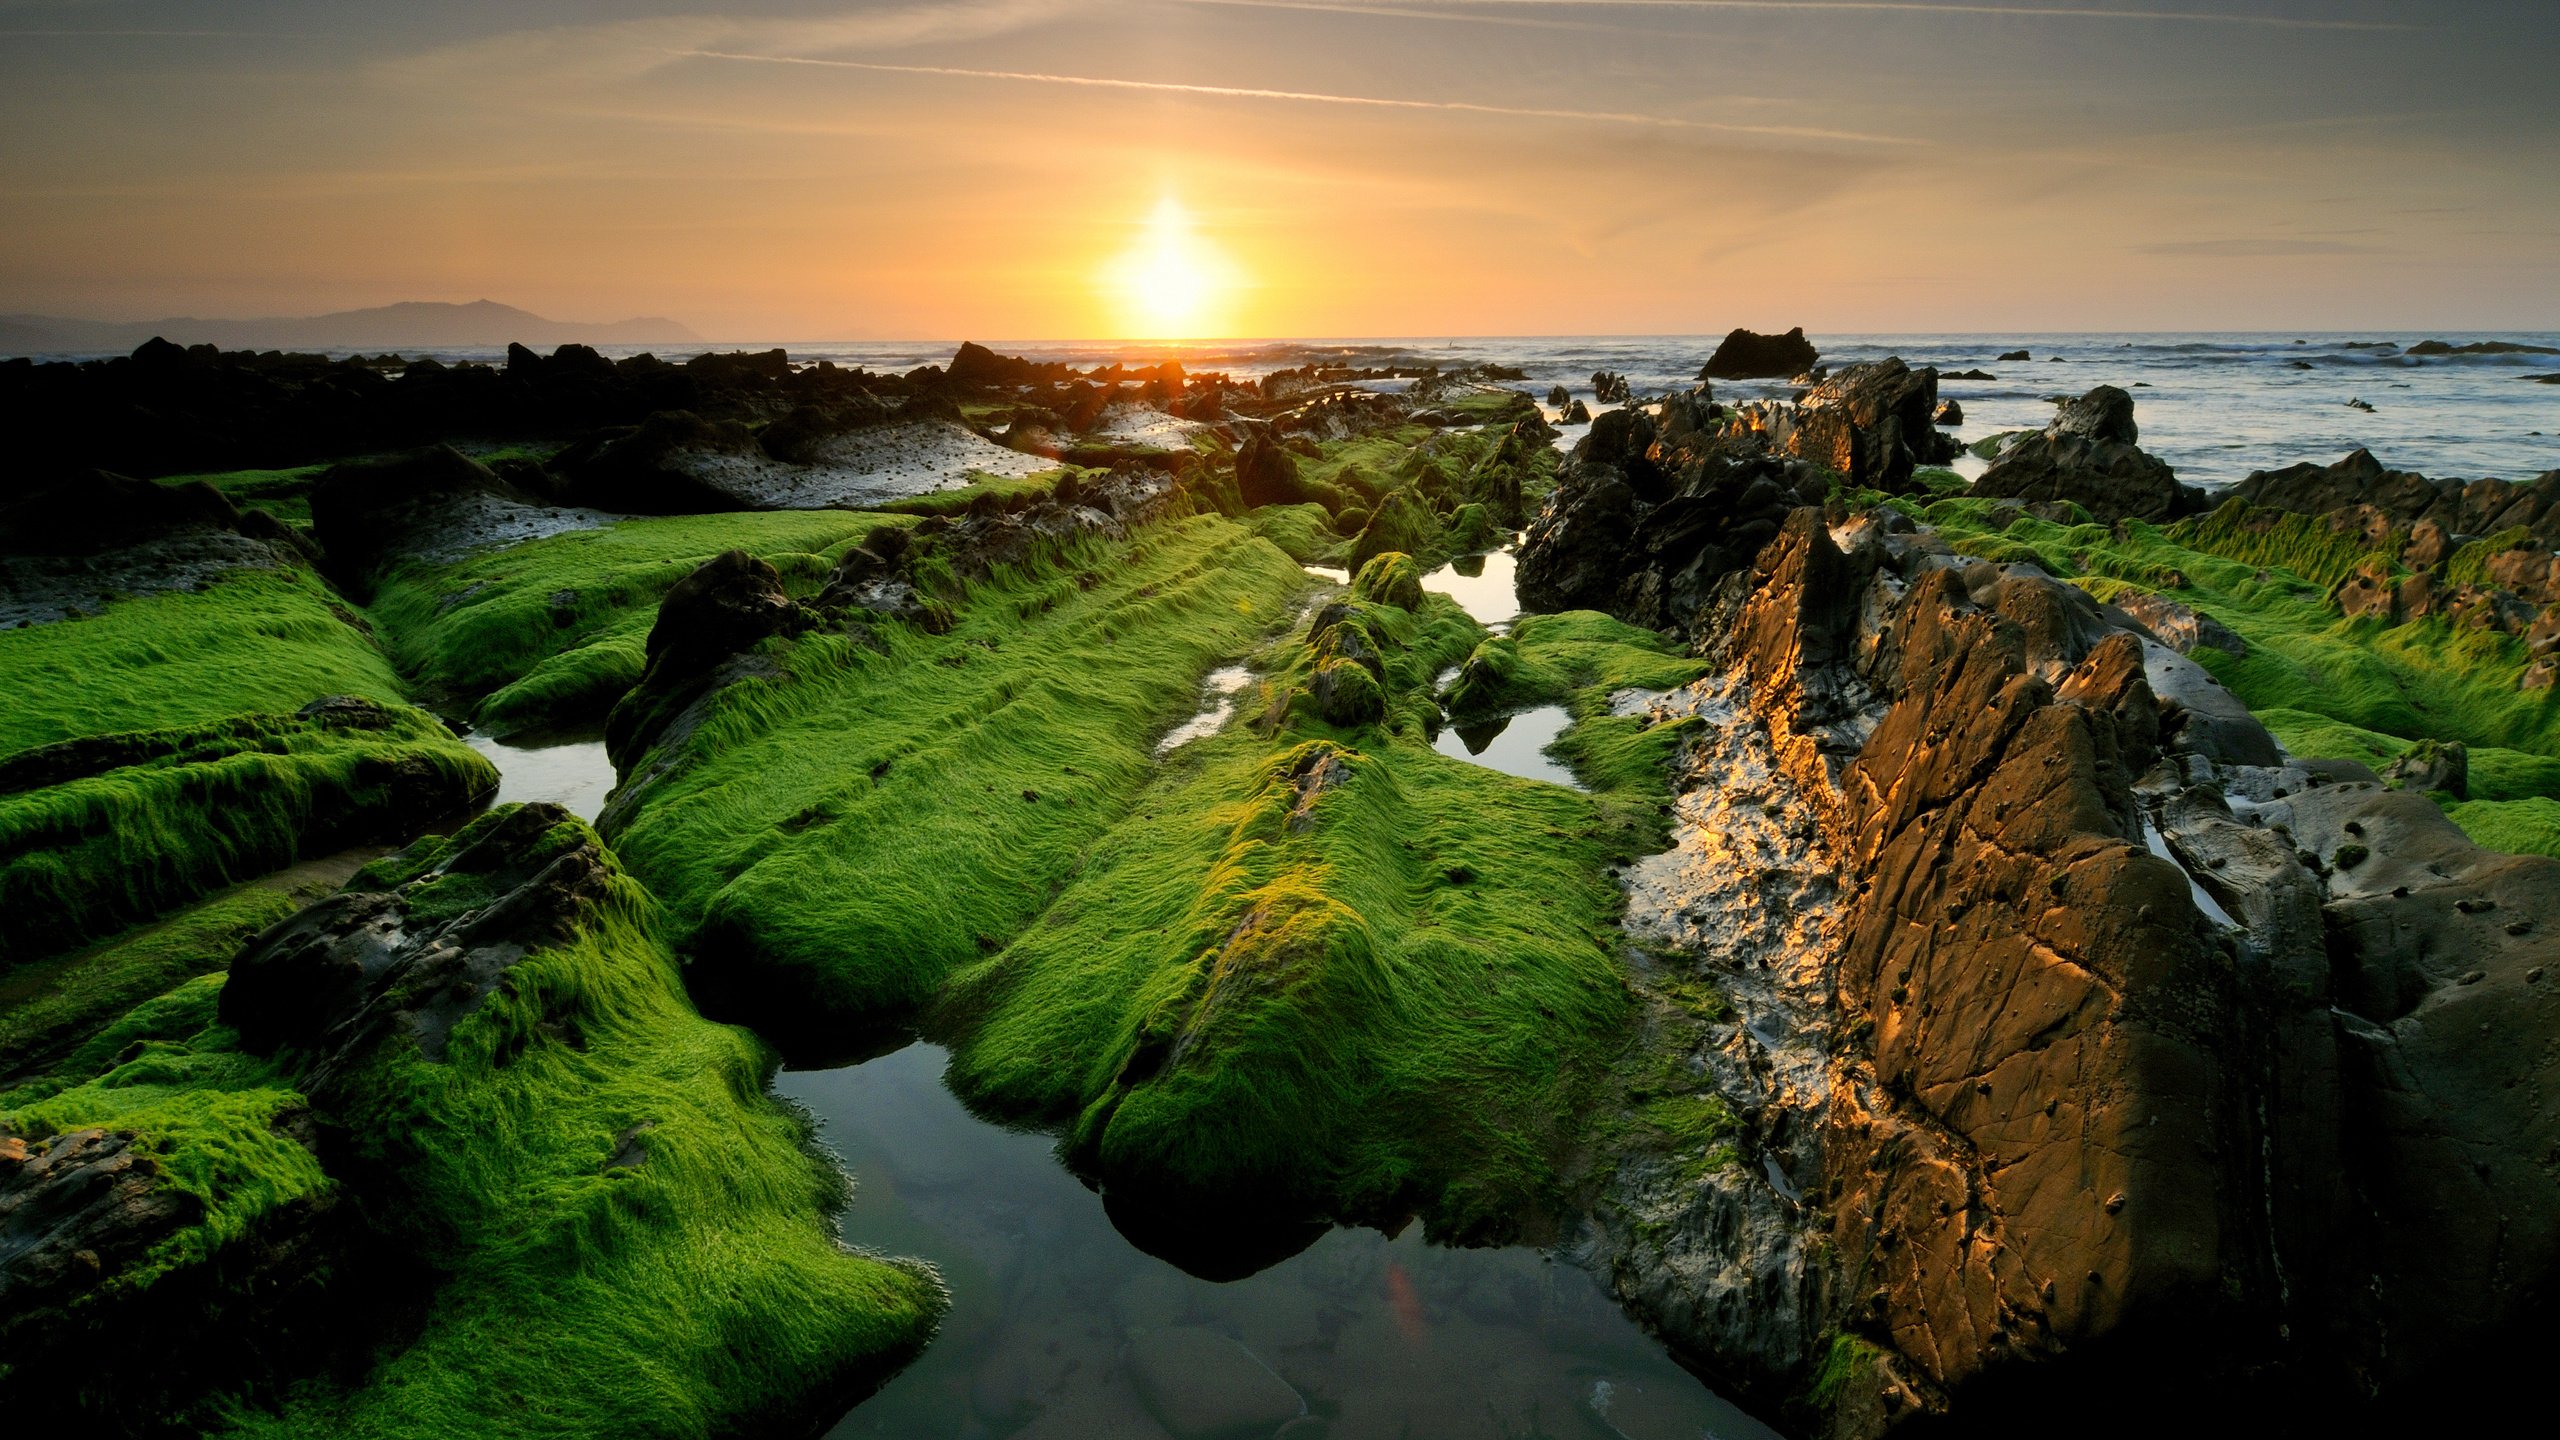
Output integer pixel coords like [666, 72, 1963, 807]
[220, 802, 613, 1067]
[0, 1127, 203, 1324]
[548, 410, 772, 514]
[2383, 738, 2468, 797]
[1547, 384, 1570, 407]
[2229, 449, 2560, 554]
[1702, 327, 1820, 380]
[1997, 349, 2032, 362]
[605, 549, 808, 768]
[1562, 398, 1591, 424]
[309, 444, 549, 579]
[1732, 358, 1958, 493]
[1125, 1326, 1305, 1439]
[0, 468, 243, 556]
[1518, 430, 1824, 632]
[1593, 370, 1632, 405]
[1969, 386, 2206, 523]
[1944, 369, 1997, 381]
[2110, 589, 2248, 658]
[2408, 339, 2560, 357]
[1933, 400, 1963, 426]
[945, 340, 1046, 388]
[1236, 429, 1324, 510]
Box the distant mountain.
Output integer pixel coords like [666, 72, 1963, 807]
[0, 299, 701, 356]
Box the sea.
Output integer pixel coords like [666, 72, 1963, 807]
[653, 332, 2559, 491]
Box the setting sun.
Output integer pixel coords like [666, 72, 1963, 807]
[1101, 196, 1237, 338]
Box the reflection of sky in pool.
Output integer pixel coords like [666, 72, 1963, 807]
[781, 1042, 1779, 1440]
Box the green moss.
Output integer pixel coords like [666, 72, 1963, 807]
[1809, 1333, 1889, 1408]
[367, 510, 903, 735]
[2440, 796, 2560, 859]
[604, 516, 1313, 1024]
[874, 467, 1072, 518]
[217, 817, 944, 1439]
[2443, 528, 2538, 588]
[157, 465, 325, 527]
[0, 884, 296, 1084]
[0, 706, 495, 965]
[1349, 489, 1445, 572]
[0, 566, 410, 762]
[3, 1030, 328, 1293]
[1246, 503, 1346, 566]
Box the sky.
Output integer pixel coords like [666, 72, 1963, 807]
[2, 0, 2555, 339]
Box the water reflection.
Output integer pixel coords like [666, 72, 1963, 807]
[1420, 545, 1523, 630]
[781, 1043, 1774, 1440]
[1433, 705, 1582, 790]
[461, 726, 616, 822]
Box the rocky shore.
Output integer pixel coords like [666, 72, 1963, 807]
[2, 329, 2555, 1437]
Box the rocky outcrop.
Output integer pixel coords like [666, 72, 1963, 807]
[1704, 327, 1821, 380]
[2110, 589, 2248, 658]
[2229, 448, 2560, 552]
[222, 802, 612, 1072]
[310, 443, 609, 581]
[1592, 500, 2560, 1435]
[604, 549, 807, 771]
[1729, 359, 1959, 493]
[1968, 386, 2206, 522]
[1517, 429, 1827, 634]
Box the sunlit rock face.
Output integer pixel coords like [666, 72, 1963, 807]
[1591, 503, 2559, 1435]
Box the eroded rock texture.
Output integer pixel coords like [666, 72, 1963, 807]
[1588, 502, 2559, 1435]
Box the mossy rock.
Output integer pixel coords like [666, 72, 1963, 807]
[1303, 657, 1388, 727]
[1351, 552, 1426, 612]
[1349, 490, 1442, 572]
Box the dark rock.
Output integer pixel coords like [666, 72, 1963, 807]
[0, 468, 245, 557]
[2408, 339, 2560, 357]
[1562, 398, 1592, 424]
[0, 1127, 203, 1325]
[308, 444, 540, 579]
[1970, 386, 2206, 523]
[1593, 370, 1633, 405]
[1547, 384, 1570, 407]
[2229, 448, 2560, 554]
[221, 801, 612, 1069]
[1933, 400, 1963, 426]
[1732, 358, 1958, 493]
[548, 410, 770, 514]
[1997, 349, 2032, 362]
[2110, 589, 2248, 658]
[1702, 327, 1820, 380]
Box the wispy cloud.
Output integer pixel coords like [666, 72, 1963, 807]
[678, 49, 1919, 144]
[1214, 1, 2416, 31]
[2135, 238, 2387, 257]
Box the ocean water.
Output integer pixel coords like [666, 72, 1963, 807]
[761, 332, 2558, 491]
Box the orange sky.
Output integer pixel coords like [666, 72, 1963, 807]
[3, 1, 2556, 338]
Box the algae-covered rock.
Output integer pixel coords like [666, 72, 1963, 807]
[1349, 489, 1440, 571]
[1303, 656, 1387, 727]
[1350, 551, 1425, 611]
[1970, 386, 2206, 522]
[2383, 736, 2468, 796]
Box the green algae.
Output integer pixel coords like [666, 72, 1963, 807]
[2440, 797, 2560, 860]
[603, 515, 1314, 1028]
[0, 884, 297, 1084]
[0, 705, 496, 965]
[211, 811, 943, 1440]
[367, 510, 904, 736]
[875, 466, 1073, 518]
[157, 465, 326, 527]
[0, 565, 411, 761]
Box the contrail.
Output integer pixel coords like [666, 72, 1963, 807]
[678, 49, 1920, 144]
[1187, 0, 2414, 31]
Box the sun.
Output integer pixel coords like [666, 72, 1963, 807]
[1101, 197, 1236, 338]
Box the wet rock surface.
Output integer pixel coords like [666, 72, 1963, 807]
[220, 801, 611, 1074]
[1593, 498, 2560, 1434]
[0, 468, 309, 625]
[1968, 386, 2206, 522]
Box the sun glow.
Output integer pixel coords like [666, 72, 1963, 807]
[1102, 196, 1237, 338]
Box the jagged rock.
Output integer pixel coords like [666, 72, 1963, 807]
[310, 444, 564, 579]
[0, 1127, 203, 1324]
[1562, 398, 1591, 424]
[2110, 589, 2248, 658]
[1547, 384, 1570, 407]
[2384, 738, 2468, 796]
[1518, 432, 1824, 632]
[1970, 386, 2206, 522]
[2230, 448, 2560, 552]
[1997, 349, 2032, 362]
[1236, 429, 1323, 510]
[0, 468, 245, 556]
[945, 341, 1045, 389]
[605, 549, 807, 768]
[1933, 399, 1963, 426]
[1702, 327, 1820, 380]
[2408, 339, 2559, 357]
[1731, 358, 1958, 493]
[221, 802, 611, 1068]
[1596, 500, 2560, 1434]
[1593, 370, 1632, 405]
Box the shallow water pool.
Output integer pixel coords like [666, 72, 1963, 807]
[462, 727, 616, 822]
[781, 1042, 1777, 1440]
[1432, 704, 1582, 790]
